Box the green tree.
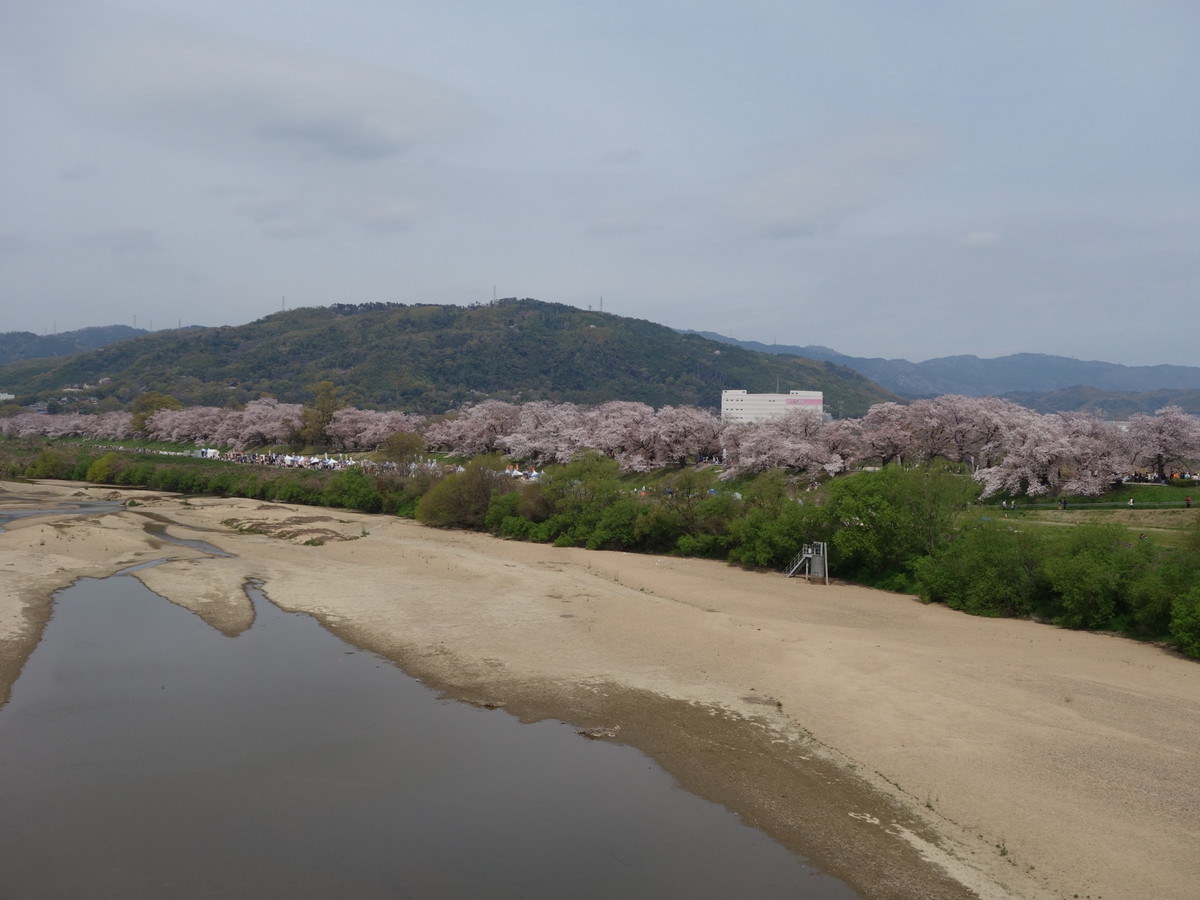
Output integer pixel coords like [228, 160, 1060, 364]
[1169, 586, 1200, 659]
[823, 464, 977, 582]
[535, 451, 626, 546]
[298, 381, 351, 449]
[131, 391, 184, 434]
[26, 449, 74, 479]
[380, 431, 426, 467]
[728, 500, 827, 568]
[912, 523, 1046, 617]
[417, 457, 510, 528]
[658, 468, 720, 535]
[321, 466, 384, 513]
[1039, 524, 1151, 630]
[86, 452, 124, 485]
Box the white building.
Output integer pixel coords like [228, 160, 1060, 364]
[720, 389, 824, 423]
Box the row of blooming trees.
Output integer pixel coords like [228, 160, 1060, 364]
[423, 400, 722, 472]
[426, 396, 1200, 496]
[0, 400, 424, 453]
[5, 394, 1200, 496]
[142, 400, 422, 452]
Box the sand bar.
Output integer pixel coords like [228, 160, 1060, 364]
[2, 480, 1198, 899]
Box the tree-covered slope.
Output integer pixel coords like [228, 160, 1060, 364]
[0, 300, 896, 415]
[0, 325, 148, 365]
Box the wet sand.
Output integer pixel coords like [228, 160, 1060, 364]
[3, 480, 1198, 899]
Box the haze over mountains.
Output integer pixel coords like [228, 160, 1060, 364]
[685, 332, 1200, 416]
[2, 301, 1198, 417]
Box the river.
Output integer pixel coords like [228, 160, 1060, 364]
[0, 565, 858, 898]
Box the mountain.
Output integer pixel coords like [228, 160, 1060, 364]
[0, 300, 897, 415]
[685, 332, 1200, 400]
[0, 325, 148, 366]
[999, 387, 1200, 418]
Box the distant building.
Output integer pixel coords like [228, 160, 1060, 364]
[721, 389, 824, 423]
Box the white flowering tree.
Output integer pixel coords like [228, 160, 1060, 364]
[859, 402, 913, 466]
[424, 400, 521, 456]
[501, 401, 585, 464]
[1126, 406, 1200, 480]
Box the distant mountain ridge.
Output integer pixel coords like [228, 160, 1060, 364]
[0, 325, 147, 366]
[6, 314, 1195, 418]
[0, 300, 897, 415]
[685, 332, 1200, 404]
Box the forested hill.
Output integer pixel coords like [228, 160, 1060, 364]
[0, 325, 147, 365]
[0, 300, 897, 415]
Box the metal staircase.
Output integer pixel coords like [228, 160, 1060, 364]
[784, 541, 828, 584]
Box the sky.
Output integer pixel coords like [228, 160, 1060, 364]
[2, 1, 1197, 367]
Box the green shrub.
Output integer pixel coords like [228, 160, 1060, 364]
[585, 496, 647, 550]
[1126, 560, 1196, 637]
[728, 501, 827, 569]
[675, 532, 730, 559]
[321, 467, 383, 513]
[912, 523, 1044, 617]
[497, 515, 537, 540]
[1039, 524, 1148, 630]
[417, 460, 509, 528]
[26, 449, 75, 479]
[86, 452, 123, 485]
[1169, 587, 1200, 659]
[824, 464, 977, 581]
[484, 492, 521, 535]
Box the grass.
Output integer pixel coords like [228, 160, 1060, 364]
[966, 504, 1198, 550]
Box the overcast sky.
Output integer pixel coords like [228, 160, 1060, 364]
[2, 1, 1197, 366]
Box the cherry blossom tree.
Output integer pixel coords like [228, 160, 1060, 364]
[720, 409, 841, 478]
[1055, 413, 1130, 496]
[1126, 406, 1200, 479]
[648, 405, 722, 467]
[577, 401, 659, 471]
[817, 417, 864, 473]
[424, 400, 521, 456]
[0, 411, 133, 440]
[973, 411, 1127, 498]
[225, 399, 304, 449]
[859, 402, 913, 466]
[974, 412, 1071, 497]
[144, 406, 226, 444]
[501, 400, 585, 464]
[326, 408, 423, 451]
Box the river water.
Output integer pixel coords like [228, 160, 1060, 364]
[0, 566, 859, 898]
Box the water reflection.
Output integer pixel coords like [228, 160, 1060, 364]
[0, 573, 859, 899]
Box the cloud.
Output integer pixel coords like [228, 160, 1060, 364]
[230, 194, 324, 238]
[958, 230, 1003, 249]
[49, 15, 481, 163]
[76, 229, 161, 254]
[59, 163, 97, 181]
[601, 148, 643, 165]
[0, 234, 32, 254]
[587, 216, 651, 237]
[342, 201, 422, 234]
[735, 126, 938, 238]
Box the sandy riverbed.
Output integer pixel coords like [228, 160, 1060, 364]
[2, 480, 1197, 899]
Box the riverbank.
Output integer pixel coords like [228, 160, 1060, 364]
[3, 480, 1198, 899]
